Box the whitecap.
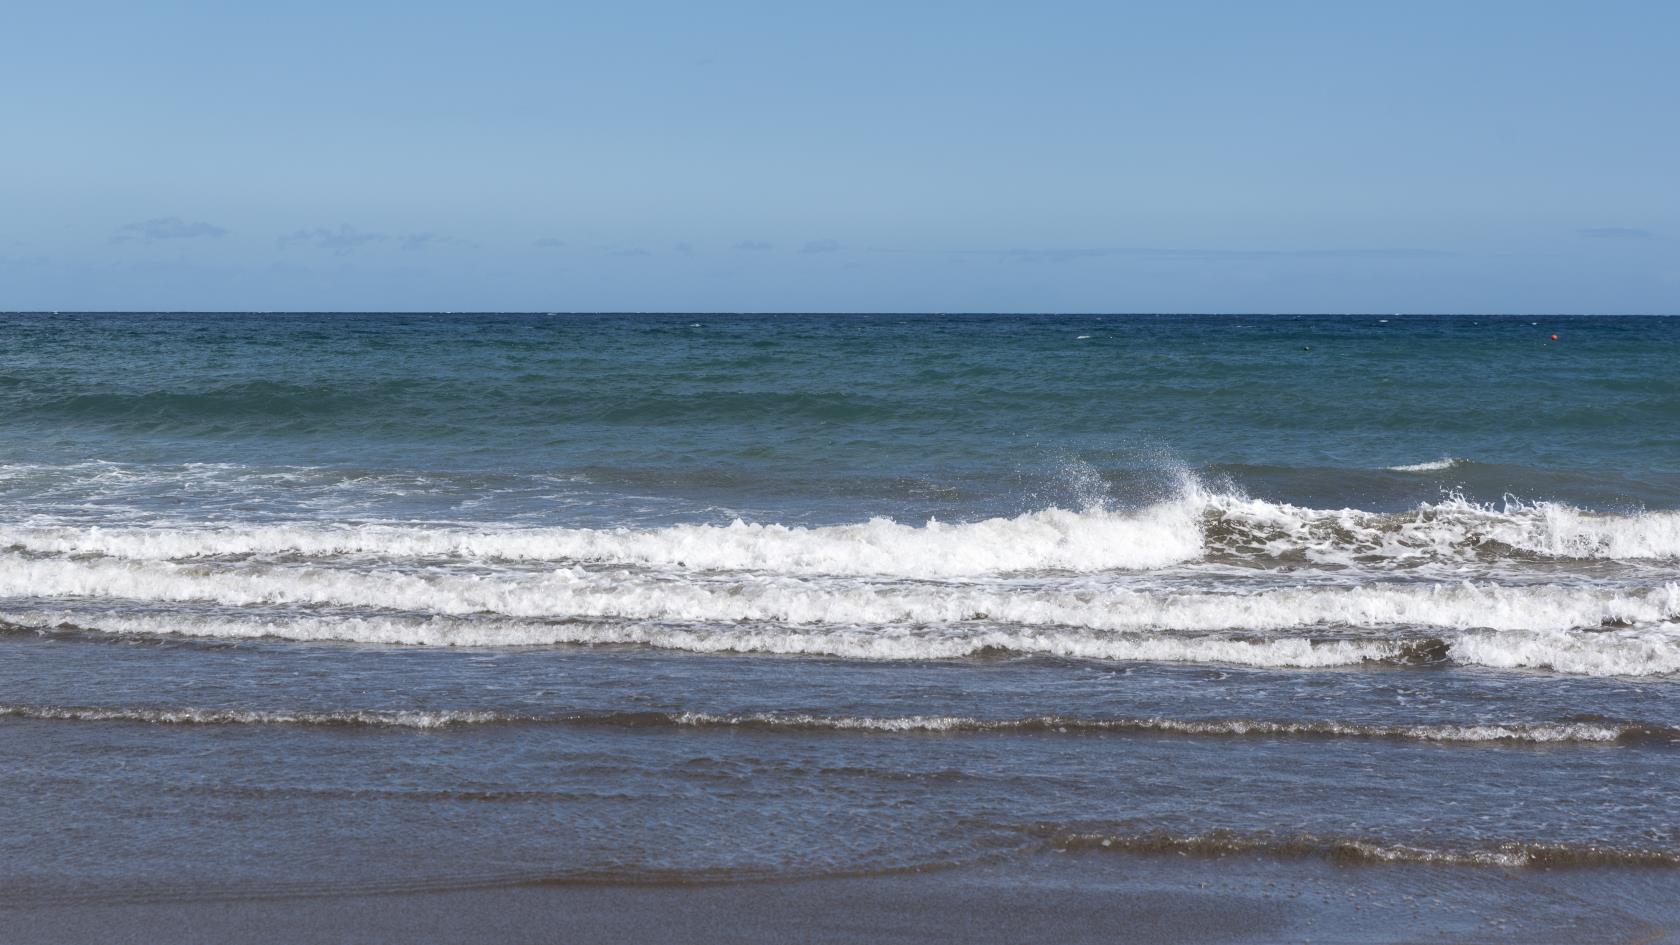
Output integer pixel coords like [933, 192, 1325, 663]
[1386, 457, 1463, 472]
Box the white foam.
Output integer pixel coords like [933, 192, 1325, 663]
[2, 704, 1645, 741]
[43, 559, 1680, 632]
[5, 569, 1679, 674]
[1052, 830, 1672, 868]
[1450, 626, 1680, 677]
[0, 608, 1409, 665]
[0, 503, 1206, 577]
[0, 704, 496, 728]
[3, 554, 1676, 634]
[1387, 457, 1463, 472]
[4, 487, 1675, 577]
[1203, 492, 1680, 564]
[1475, 500, 1680, 560]
[672, 713, 1635, 742]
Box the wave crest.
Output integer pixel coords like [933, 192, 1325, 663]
[1202, 491, 1680, 565]
[7, 604, 1680, 676]
[4, 562, 1677, 636]
[7, 704, 1664, 743]
[0, 504, 1205, 576]
[4, 486, 1677, 576]
[1387, 457, 1465, 472]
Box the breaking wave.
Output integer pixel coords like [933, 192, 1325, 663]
[5, 606, 1680, 676]
[1202, 492, 1680, 565]
[0, 506, 1203, 576]
[2, 556, 1676, 633]
[3, 486, 1677, 575]
[1387, 457, 1465, 472]
[4, 474, 1678, 675]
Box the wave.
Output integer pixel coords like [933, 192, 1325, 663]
[1387, 457, 1466, 472]
[5, 603, 1679, 676]
[661, 712, 1670, 744]
[4, 554, 1678, 634]
[0, 704, 503, 729]
[0, 609, 1421, 666]
[1043, 827, 1680, 869]
[6, 704, 1665, 743]
[1202, 492, 1680, 565]
[0, 504, 1205, 576]
[3, 488, 1677, 575]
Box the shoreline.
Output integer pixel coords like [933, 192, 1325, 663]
[6, 853, 1676, 945]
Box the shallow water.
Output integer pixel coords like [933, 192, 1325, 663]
[1, 313, 1677, 934]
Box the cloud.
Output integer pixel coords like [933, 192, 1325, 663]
[1578, 227, 1653, 240]
[733, 240, 773, 251]
[281, 224, 386, 253]
[534, 237, 566, 248]
[399, 232, 476, 251]
[673, 242, 694, 255]
[800, 239, 841, 254]
[112, 217, 228, 242]
[957, 246, 1455, 263]
[610, 248, 651, 257]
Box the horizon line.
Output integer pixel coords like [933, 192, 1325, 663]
[2, 310, 1675, 318]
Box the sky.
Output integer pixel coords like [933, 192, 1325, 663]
[2, 0, 1676, 313]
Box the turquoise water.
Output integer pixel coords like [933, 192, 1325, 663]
[1, 313, 1678, 925]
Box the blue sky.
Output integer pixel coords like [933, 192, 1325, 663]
[2, 1, 1675, 312]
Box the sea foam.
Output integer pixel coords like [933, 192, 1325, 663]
[4, 704, 1660, 743]
[1047, 828, 1680, 868]
[2, 488, 1677, 575]
[1387, 457, 1465, 472]
[0, 503, 1205, 576]
[2, 555, 1677, 634]
[6, 575, 1679, 674]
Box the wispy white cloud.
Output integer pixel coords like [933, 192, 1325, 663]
[112, 217, 228, 242]
[399, 232, 476, 251]
[281, 224, 387, 253]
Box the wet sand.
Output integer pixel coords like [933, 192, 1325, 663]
[6, 854, 1675, 945]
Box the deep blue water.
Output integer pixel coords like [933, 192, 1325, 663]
[3, 312, 1676, 523]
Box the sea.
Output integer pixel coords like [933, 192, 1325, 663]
[2, 312, 1677, 943]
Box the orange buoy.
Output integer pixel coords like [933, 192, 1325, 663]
[1551, 334, 1559, 341]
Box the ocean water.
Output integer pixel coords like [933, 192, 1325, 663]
[2, 312, 1679, 937]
